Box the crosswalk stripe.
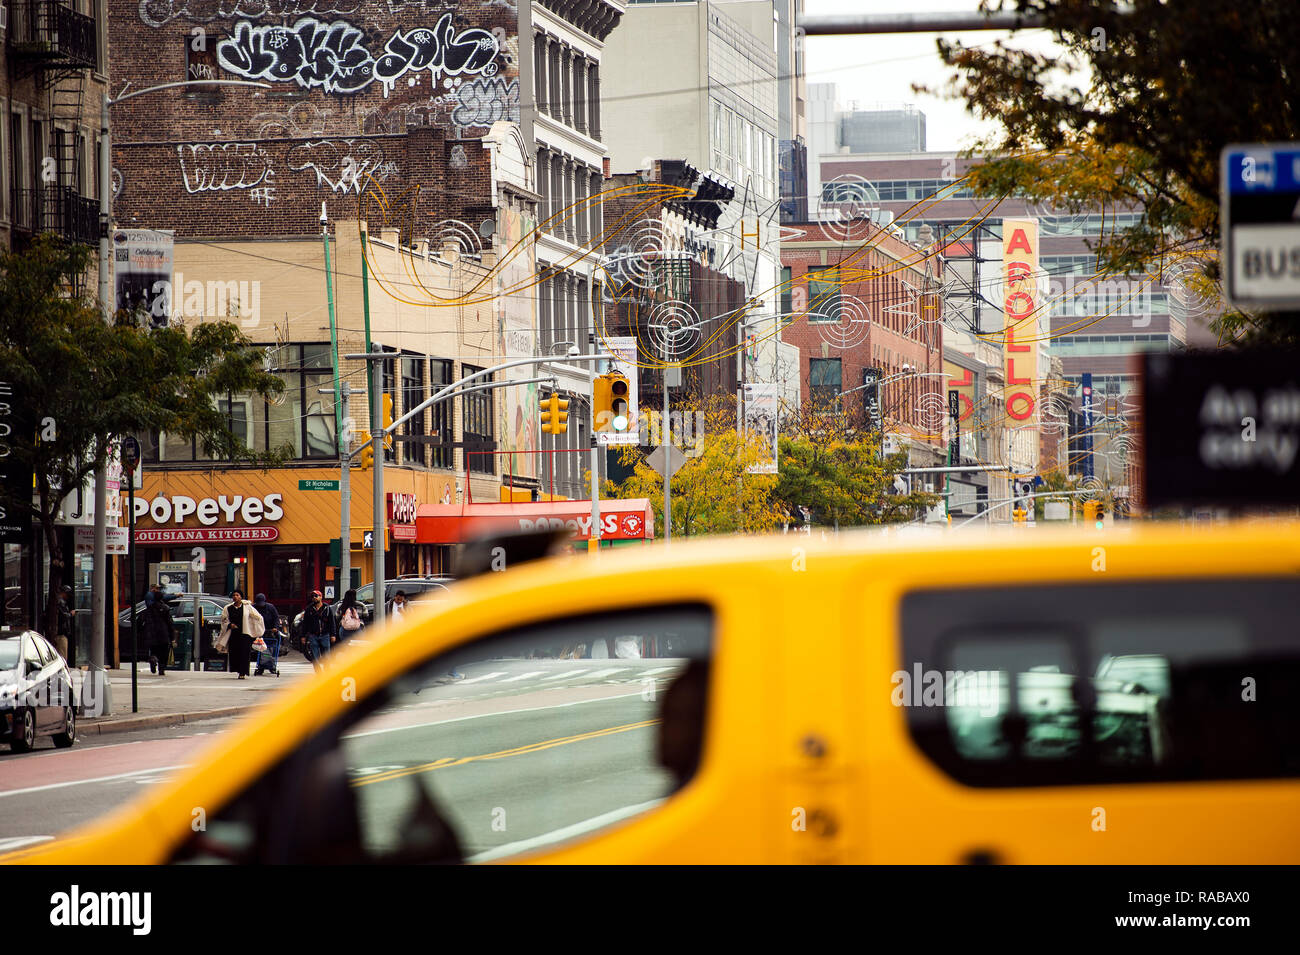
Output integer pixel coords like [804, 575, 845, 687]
[459, 671, 508, 684]
[497, 670, 546, 683]
[640, 667, 677, 676]
[539, 669, 588, 681]
[572, 667, 628, 680]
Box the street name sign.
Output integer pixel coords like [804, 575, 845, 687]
[299, 479, 339, 491]
[1222, 142, 1300, 308]
[1140, 350, 1300, 507]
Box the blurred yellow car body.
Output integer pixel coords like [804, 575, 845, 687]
[5, 519, 1299, 865]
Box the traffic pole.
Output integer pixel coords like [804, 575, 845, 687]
[371, 346, 385, 628]
[340, 382, 351, 599]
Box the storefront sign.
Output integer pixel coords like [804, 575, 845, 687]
[134, 492, 284, 525]
[391, 523, 417, 541]
[387, 492, 417, 524]
[1002, 218, 1041, 423]
[134, 527, 280, 543]
[417, 499, 655, 544]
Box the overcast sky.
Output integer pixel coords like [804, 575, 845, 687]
[801, 0, 1061, 152]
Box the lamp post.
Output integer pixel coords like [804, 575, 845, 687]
[87, 79, 270, 716]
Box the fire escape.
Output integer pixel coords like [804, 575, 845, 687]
[8, 0, 100, 245]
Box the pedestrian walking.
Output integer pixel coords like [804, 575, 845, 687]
[336, 588, 364, 640]
[300, 590, 336, 673]
[386, 590, 409, 620]
[54, 585, 74, 662]
[252, 593, 282, 676]
[218, 589, 264, 680]
[140, 594, 176, 676]
[144, 584, 164, 669]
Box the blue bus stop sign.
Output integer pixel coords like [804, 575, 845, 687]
[1221, 143, 1300, 309]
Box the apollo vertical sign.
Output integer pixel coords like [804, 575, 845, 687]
[1002, 218, 1040, 424]
[1222, 143, 1300, 308]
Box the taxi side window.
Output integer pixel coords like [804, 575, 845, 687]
[170, 604, 714, 864]
[900, 578, 1300, 787]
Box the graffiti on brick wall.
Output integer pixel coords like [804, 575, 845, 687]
[288, 140, 397, 193]
[251, 101, 333, 138]
[451, 77, 518, 130]
[139, 0, 361, 28]
[215, 14, 500, 97]
[178, 142, 275, 193]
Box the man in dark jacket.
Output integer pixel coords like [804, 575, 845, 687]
[252, 593, 282, 676]
[141, 597, 176, 676]
[299, 590, 336, 673]
[55, 585, 74, 662]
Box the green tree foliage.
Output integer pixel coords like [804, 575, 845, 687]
[928, 0, 1300, 345]
[774, 433, 936, 528]
[0, 236, 288, 637]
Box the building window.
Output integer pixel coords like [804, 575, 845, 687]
[430, 359, 454, 470]
[808, 268, 840, 322]
[809, 357, 842, 409]
[533, 33, 547, 116]
[589, 170, 602, 243]
[548, 41, 562, 124]
[780, 266, 792, 318]
[462, 364, 495, 475]
[574, 55, 587, 134]
[402, 355, 425, 468]
[587, 64, 601, 141]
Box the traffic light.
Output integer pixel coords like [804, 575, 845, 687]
[594, 373, 631, 432]
[1082, 500, 1098, 524]
[539, 393, 570, 435]
[357, 433, 374, 469]
[1094, 502, 1107, 529]
[1012, 507, 1028, 523]
[381, 393, 395, 450]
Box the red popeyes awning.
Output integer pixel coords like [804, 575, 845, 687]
[415, 498, 655, 544]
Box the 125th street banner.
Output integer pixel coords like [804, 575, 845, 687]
[113, 229, 174, 328]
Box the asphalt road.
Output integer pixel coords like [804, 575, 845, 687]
[0, 658, 689, 860]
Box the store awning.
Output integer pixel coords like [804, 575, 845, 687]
[415, 498, 656, 545]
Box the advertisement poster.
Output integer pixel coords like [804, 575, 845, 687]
[743, 383, 779, 474]
[113, 229, 174, 328]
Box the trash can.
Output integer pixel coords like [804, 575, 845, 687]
[172, 618, 195, 671]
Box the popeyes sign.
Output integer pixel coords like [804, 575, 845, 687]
[1002, 218, 1041, 423]
[134, 492, 284, 525]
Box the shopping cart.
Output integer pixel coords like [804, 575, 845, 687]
[253, 632, 282, 677]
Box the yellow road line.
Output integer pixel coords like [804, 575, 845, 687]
[351, 719, 661, 788]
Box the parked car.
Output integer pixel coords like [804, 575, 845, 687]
[0, 629, 76, 752]
[355, 577, 454, 623]
[117, 594, 232, 662]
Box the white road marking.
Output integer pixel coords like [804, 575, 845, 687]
[639, 667, 677, 676]
[571, 668, 628, 680]
[342, 688, 652, 741]
[468, 799, 666, 863]
[539, 669, 589, 682]
[497, 671, 545, 683]
[0, 835, 54, 851]
[0, 764, 190, 799]
[458, 671, 508, 684]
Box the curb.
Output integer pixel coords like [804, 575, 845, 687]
[77, 705, 255, 737]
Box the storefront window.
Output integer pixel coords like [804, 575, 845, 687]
[402, 355, 426, 468]
[462, 364, 496, 475]
[430, 359, 454, 470]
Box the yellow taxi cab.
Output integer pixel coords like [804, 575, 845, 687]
[5, 519, 1299, 864]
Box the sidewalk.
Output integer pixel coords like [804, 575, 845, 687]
[76, 649, 313, 737]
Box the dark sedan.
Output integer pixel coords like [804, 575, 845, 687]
[0, 629, 76, 752]
[118, 594, 232, 663]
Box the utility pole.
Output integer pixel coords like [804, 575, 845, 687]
[339, 382, 351, 597]
[370, 345, 385, 628]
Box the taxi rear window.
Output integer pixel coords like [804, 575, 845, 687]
[899, 578, 1300, 787]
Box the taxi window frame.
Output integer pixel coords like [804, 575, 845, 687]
[168, 601, 716, 865]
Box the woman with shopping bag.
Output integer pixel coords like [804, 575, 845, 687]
[216, 589, 265, 679]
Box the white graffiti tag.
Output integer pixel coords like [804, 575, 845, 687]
[288, 140, 393, 193]
[177, 142, 274, 192]
[451, 77, 518, 129]
[216, 14, 499, 96]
